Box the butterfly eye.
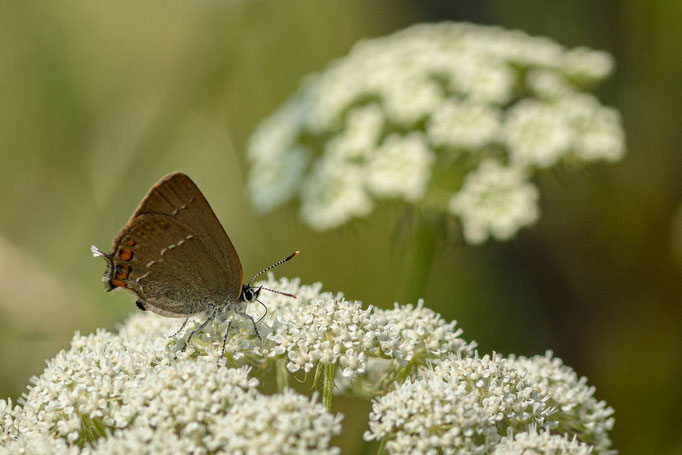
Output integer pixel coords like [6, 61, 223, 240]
[240, 287, 254, 302]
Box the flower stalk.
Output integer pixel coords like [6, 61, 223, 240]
[377, 438, 387, 455]
[276, 358, 289, 392]
[323, 363, 337, 412]
[405, 215, 441, 302]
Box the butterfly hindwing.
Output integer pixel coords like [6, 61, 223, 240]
[105, 213, 240, 316]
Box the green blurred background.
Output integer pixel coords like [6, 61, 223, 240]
[0, 0, 680, 453]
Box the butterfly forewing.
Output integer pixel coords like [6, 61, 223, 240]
[116, 172, 243, 288]
[103, 173, 243, 316]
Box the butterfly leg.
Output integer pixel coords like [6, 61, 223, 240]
[219, 320, 232, 359]
[236, 310, 262, 341]
[255, 298, 268, 324]
[169, 317, 190, 339]
[183, 307, 216, 350]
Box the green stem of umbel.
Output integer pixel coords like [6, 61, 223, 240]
[405, 216, 440, 303]
[377, 438, 387, 455]
[323, 363, 337, 412]
[276, 358, 289, 392]
[78, 414, 106, 444]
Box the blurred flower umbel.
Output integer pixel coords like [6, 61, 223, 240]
[247, 22, 624, 244]
[1, 277, 614, 453]
[449, 159, 539, 244]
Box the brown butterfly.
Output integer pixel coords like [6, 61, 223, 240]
[91, 172, 298, 357]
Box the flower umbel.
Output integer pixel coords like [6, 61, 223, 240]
[1, 277, 613, 453]
[364, 353, 555, 454]
[510, 351, 615, 452]
[246, 22, 625, 244]
[448, 159, 539, 244]
[207, 390, 343, 455]
[493, 425, 594, 455]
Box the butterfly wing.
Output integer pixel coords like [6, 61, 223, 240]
[116, 172, 243, 290]
[100, 214, 238, 317]
[97, 173, 243, 316]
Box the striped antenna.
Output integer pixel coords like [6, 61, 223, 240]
[248, 251, 300, 286]
[260, 287, 297, 299]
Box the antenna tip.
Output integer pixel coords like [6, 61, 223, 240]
[285, 250, 300, 261]
[294, 250, 300, 256]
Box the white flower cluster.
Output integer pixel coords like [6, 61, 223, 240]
[449, 159, 539, 244]
[157, 278, 345, 365]
[493, 425, 594, 455]
[206, 390, 342, 455]
[87, 390, 342, 455]
[503, 95, 624, 167]
[374, 299, 476, 365]
[86, 425, 204, 455]
[0, 278, 614, 454]
[511, 351, 615, 453]
[16, 329, 165, 443]
[1, 295, 343, 454]
[265, 296, 476, 380]
[365, 353, 555, 454]
[2, 430, 78, 455]
[364, 349, 617, 454]
[163, 277, 474, 386]
[247, 22, 624, 243]
[266, 298, 380, 377]
[0, 399, 19, 445]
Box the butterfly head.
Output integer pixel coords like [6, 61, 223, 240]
[240, 284, 262, 303]
[240, 251, 300, 304]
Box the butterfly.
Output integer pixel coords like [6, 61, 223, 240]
[91, 172, 298, 357]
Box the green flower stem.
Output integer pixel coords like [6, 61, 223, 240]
[276, 358, 289, 392]
[323, 363, 337, 411]
[78, 414, 106, 445]
[312, 362, 323, 390]
[377, 438, 387, 455]
[405, 216, 440, 303]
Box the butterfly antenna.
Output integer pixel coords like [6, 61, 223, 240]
[248, 251, 300, 286]
[260, 287, 297, 299]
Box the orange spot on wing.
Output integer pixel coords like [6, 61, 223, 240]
[111, 279, 126, 288]
[126, 239, 136, 247]
[119, 248, 133, 261]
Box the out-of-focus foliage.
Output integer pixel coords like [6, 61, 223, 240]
[0, 1, 680, 454]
